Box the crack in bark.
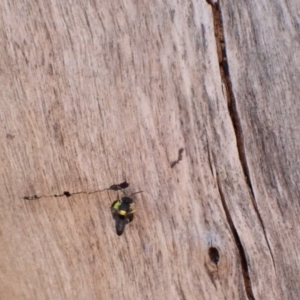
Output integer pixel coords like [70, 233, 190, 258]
[250, 200, 277, 271]
[23, 182, 129, 200]
[216, 175, 256, 300]
[205, 130, 215, 177]
[170, 148, 184, 168]
[206, 0, 276, 278]
[23, 189, 109, 200]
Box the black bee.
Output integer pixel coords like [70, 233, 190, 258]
[111, 191, 142, 236]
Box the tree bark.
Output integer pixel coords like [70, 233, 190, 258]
[0, 0, 299, 299]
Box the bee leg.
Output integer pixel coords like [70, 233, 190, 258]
[128, 213, 134, 223]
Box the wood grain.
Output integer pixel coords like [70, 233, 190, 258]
[220, 0, 300, 299]
[0, 0, 299, 299]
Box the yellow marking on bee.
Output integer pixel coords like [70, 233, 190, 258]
[119, 210, 127, 216]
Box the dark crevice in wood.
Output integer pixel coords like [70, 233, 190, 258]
[23, 189, 108, 200]
[205, 130, 215, 177]
[216, 174, 256, 300]
[23, 181, 129, 200]
[170, 148, 184, 168]
[208, 247, 220, 265]
[206, 0, 276, 274]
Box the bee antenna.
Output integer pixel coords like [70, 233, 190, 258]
[128, 191, 143, 198]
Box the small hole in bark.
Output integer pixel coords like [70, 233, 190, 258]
[63, 191, 71, 197]
[208, 247, 220, 265]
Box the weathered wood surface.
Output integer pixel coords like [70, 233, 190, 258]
[220, 1, 300, 299]
[0, 0, 299, 299]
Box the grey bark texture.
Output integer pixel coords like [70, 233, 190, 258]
[0, 0, 299, 299]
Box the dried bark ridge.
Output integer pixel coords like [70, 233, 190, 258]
[216, 175, 256, 300]
[206, 132, 255, 300]
[206, 0, 275, 297]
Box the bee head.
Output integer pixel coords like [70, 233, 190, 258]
[121, 197, 133, 204]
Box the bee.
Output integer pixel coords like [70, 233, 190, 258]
[111, 190, 143, 236]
